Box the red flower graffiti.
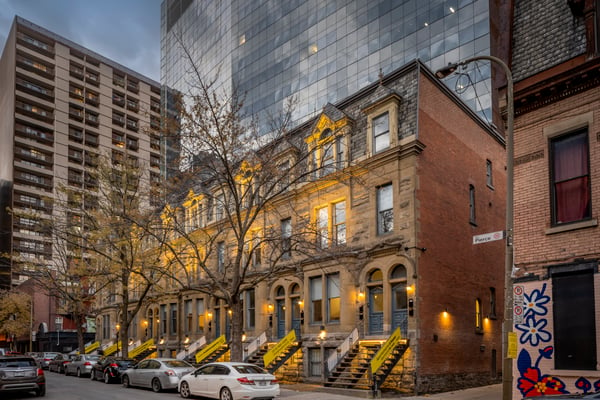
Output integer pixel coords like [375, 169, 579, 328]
[518, 367, 567, 397]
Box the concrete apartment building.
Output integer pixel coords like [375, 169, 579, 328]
[509, 0, 600, 398]
[95, 60, 508, 394]
[0, 16, 162, 352]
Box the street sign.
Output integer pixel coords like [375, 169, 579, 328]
[473, 230, 505, 244]
[513, 285, 524, 324]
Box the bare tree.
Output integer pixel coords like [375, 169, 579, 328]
[151, 41, 350, 361]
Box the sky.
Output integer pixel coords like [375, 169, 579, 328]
[0, 0, 162, 82]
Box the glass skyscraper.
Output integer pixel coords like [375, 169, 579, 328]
[161, 0, 496, 134]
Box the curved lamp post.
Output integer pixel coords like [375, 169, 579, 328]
[436, 55, 513, 400]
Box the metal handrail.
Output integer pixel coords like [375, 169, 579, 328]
[326, 328, 359, 372]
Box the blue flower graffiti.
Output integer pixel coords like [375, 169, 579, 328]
[515, 283, 599, 397]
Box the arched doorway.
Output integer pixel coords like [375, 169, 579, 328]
[290, 283, 301, 338]
[275, 286, 286, 339]
[390, 265, 408, 335]
[368, 269, 384, 334]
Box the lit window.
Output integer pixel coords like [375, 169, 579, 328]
[475, 298, 483, 332]
[550, 129, 590, 225]
[327, 273, 340, 323]
[377, 183, 393, 234]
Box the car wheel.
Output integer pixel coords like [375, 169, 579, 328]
[122, 375, 130, 388]
[64, 368, 69, 376]
[90, 370, 96, 380]
[76, 368, 82, 378]
[179, 381, 191, 398]
[36, 385, 46, 397]
[220, 387, 233, 400]
[104, 372, 111, 384]
[151, 378, 162, 393]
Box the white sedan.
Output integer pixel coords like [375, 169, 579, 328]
[178, 362, 279, 400]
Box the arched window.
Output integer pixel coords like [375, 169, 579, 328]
[368, 269, 383, 282]
[475, 298, 483, 332]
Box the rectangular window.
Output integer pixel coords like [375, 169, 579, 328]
[170, 303, 177, 335]
[489, 287, 497, 319]
[550, 130, 591, 225]
[309, 348, 322, 377]
[196, 299, 205, 333]
[321, 142, 334, 176]
[245, 289, 255, 329]
[327, 273, 340, 323]
[373, 112, 390, 153]
[333, 201, 346, 245]
[486, 159, 494, 188]
[377, 184, 393, 234]
[281, 218, 292, 258]
[552, 266, 596, 370]
[217, 241, 225, 272]
[310, 276, 323, 324]
[469, 185, 477, 225]
[475, 298, 483, 332]
[317, 206, 329, 248]
[335, 135, 346, 169]
[160, 305, 167, 335]
[185, 300, 192, 333]
[252, 232, 261, 267]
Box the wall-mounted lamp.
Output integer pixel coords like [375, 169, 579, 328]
[357, 291, 365, 302]
[228, 309, 233, 317]
[408, 298, 414, 316]
[115, 323, 121, 332]
[183, 335, 190, 345]
[128, 338, 134, 346]
[319, 325, 327, 340]
[267, 303, 274, 313]
[207, 311, 213, 319]
[241, 331, 247, 342]
[159, 336, 165, 345]
[297, 300, 304, 307]
[442, 308, 449, 318]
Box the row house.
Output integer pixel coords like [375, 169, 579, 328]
[95, 60, 507, 394]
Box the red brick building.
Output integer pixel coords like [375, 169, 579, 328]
[511, 0, 600, 398]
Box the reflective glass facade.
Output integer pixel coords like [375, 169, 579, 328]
[161, 0, 492, 131]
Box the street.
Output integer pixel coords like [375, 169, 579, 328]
[1, 370, 502, 400]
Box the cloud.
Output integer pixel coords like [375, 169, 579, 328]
[0, 0, 161, 81]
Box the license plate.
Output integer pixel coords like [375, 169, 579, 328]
[14, 372, 25, 377]
[258, 381, 267, 386]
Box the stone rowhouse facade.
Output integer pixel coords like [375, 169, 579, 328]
[511, 0, 600, 398]
[0, 17, 162, 350]
[95, 60, 506, 394]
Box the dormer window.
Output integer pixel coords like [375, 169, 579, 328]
[373, 112, 390, 153]
[363, 89, 401, 157]
[306, 109, 351, 179]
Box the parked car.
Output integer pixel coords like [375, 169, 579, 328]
[37, 352, 59, 370]
[178, 362, 279, 400]
[121, 358, 194, 392]
[65, 354, 100, 377]
[48, 353, 75, 373]
[0, 355, 46, 397]
[91, 357, 135, 383]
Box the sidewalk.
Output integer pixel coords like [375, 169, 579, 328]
[280, 383, 502, 399]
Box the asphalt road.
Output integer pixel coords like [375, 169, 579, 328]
[1, 369, 502, 400]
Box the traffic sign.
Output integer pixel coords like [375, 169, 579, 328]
[473, 230, 505, 244]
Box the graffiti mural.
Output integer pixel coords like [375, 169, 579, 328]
[515, 283, 600, 397]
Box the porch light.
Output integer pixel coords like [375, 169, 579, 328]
[319, 325, 327, 340]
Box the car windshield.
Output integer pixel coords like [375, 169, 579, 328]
[0, 358, 37, 367]
[163, 360, 192, 368]
[233, 364, 268, 374]
[88, 355, 100, 361]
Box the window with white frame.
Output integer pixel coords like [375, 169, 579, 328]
[377, 183, 393, 234]
[333, 201, 346, 245]
[373, 112, 390, 153]
[281, 218, 292, 258]
[317, 206, 329, 248]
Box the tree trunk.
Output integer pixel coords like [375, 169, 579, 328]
[229, 299, 244, 361]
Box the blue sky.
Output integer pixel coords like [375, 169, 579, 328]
[0, 0, 162, 81]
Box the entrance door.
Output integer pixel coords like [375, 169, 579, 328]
[391, 283, 408, 335]
[276, 299, 285, 339]
[214, 308, 221, 337]
[291, 300, 301, 338]
[368, 286, 384, 334]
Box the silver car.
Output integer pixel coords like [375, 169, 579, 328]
[65, 354, 100, 377]
[122, 358, 194, 392]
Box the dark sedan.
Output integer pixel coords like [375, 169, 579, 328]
[91, 357, 135, 383]
[48, 353, 75, 374]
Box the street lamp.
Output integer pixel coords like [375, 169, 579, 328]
[115, 323, 121, 356]
[436, 55, 514, 400]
